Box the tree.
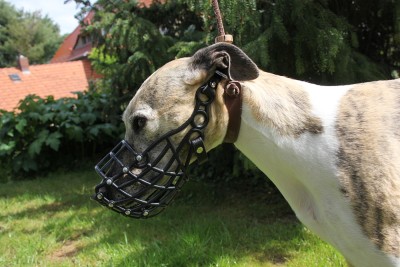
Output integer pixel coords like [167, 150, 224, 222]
[180, 0, 399, 84]
[0, 0, 20, 67]
[0, 0, 63, 67]
[73, 0, 398, 87]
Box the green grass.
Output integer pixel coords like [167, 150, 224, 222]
[0, 168, 346, 266]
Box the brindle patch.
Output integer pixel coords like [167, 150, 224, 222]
[243, 73, 323, 137]
[336, 79, 400, 256]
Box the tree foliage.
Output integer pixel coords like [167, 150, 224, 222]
[180, 0, 399, 84]
[73, 0, 398, 88]
[0, 0, 63, 67]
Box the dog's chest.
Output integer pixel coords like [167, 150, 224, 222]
[235, 80, 400, 266]
[237, 82, 351, 227]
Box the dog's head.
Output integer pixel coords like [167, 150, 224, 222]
[94, 43, 259, 218]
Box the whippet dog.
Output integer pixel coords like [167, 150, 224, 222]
[94, 43, 400, 266]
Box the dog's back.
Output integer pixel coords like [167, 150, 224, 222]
[336, 79, 400, 256]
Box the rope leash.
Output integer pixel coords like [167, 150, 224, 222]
[211, 0, 243, 144]
[211, 0, 233, 43]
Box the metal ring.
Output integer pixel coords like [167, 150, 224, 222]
[191, 110, 209, 129]
[195, 86, 214, 105]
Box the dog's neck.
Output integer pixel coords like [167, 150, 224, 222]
[233, 70, 348, 233]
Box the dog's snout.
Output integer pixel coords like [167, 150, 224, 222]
[93, 136, 194, 218]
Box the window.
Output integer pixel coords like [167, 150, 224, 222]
[9, 74, 21, 81]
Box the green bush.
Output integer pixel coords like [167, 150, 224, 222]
[0, 89, 123, 182]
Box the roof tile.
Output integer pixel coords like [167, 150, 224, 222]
[0, 60, 98, 111]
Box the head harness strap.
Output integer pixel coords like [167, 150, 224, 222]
[215, 70, 243, 144]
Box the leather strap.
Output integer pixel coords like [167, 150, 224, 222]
[190, 137, 208, 164]
[223, 81, 243, 143]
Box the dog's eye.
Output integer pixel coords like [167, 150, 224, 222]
[132, 116, 147, 132]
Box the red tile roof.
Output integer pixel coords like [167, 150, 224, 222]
[50, 11, 95, 63]
[0, 60, 98, 111]
[51, 0, 160, 63]
[139, 0, 160, 7]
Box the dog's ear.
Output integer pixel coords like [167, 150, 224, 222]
[188, 43, 259, 83]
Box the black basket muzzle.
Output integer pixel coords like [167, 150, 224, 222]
[92, 74, 222, 218]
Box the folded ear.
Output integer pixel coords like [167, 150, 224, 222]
[189, 43, 259, 82]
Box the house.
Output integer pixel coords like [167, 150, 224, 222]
[50, 0, 158, 63]
[50, 11, 95, 64]
[0, 56, 98, 111]
[0, 10, 98, 112]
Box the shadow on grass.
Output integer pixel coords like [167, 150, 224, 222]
[97, 209, 304, 267]
[0, 169, 307, 266]
[89, 177, 304, 266]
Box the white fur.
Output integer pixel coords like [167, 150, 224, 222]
[235, 81, 400, 266]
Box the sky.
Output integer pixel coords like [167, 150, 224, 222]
[6, 0, 82, 35]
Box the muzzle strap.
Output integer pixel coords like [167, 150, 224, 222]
[190, 137, 208, 164]
[93, 73, 223, 219]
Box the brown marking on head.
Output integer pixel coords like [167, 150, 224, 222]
[335, 79, 400, 256]
[242, 73, 323, 137]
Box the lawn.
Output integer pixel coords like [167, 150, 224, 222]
[0, 168, 346, 266]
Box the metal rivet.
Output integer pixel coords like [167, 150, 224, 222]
[136, 155, 143, 162]
[97, 193, 103, 200]
[210, 81, 217, 88]
[108, 201, 114, 208]
[143, 210, 149, 216]
[122, 167, 129, 173]
[106, 179, 112, 185]
[196, 147, 204, 154]
[226, 82, 241, 97]
[125, 210, 131, 215]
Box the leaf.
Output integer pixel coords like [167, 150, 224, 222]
[45, 132, 63, 151]
[65, 125, 84, 141]
[15, 118, 27, 134]
[28, 130, 49, 156]
[99, 123, 117, 136]
[70, 116, 81, 124]
[81, 113, 97, 124]
[28, 112, 41, 120]
[88, 126, 100, 137]
[22, 157, 38, 172]
[41, 113, 55, 122]
[0, 141, 15, 155]
[28, 139, 43, 156]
